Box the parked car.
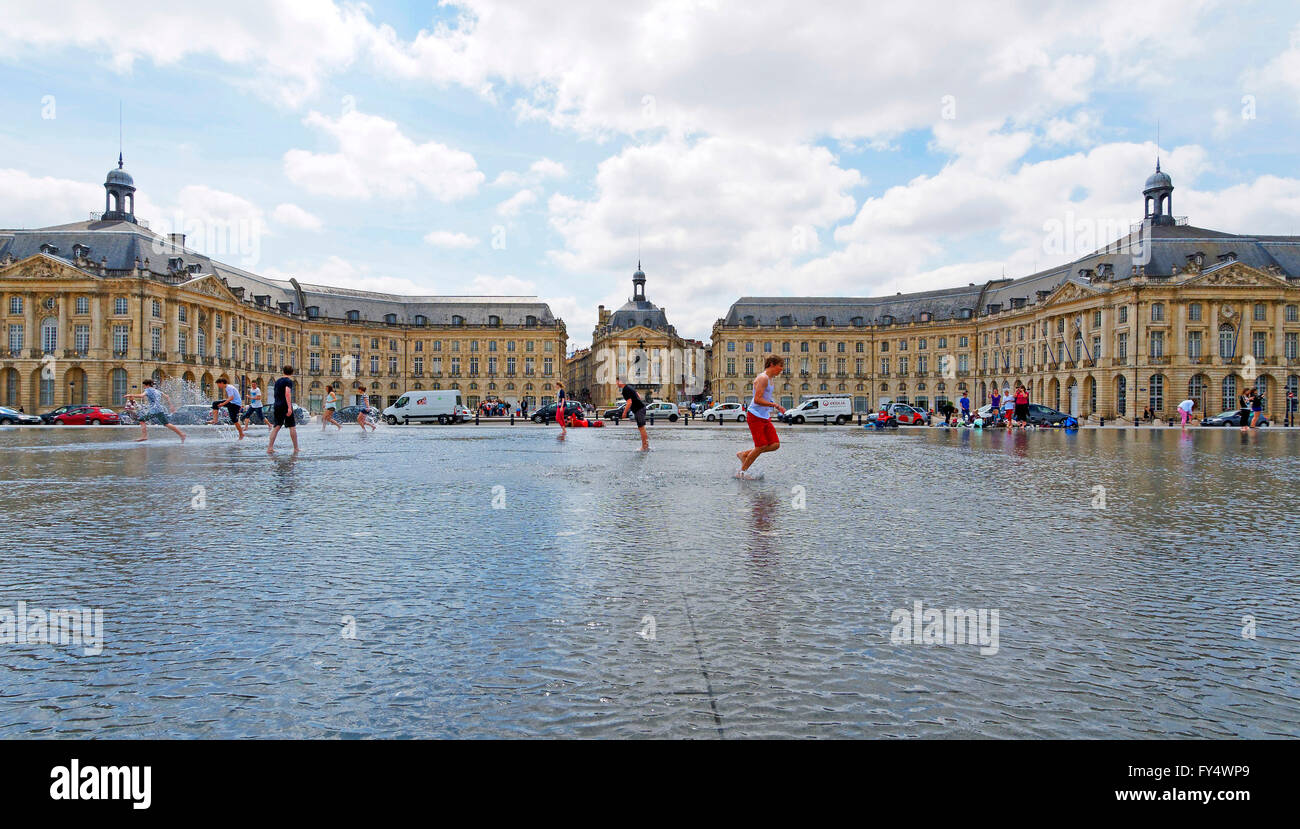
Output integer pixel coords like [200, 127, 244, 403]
[1200, 409, 1270, 427]
[49, 405, 121, 425]
[334, 404, 381, 424]
[602, 403, 630, 420]
[702, 402, 747, 422]
[1024, 404, 1077, 427]
[866, 403, 928, 425]
[38, 404, 83, 424]
[780, 396, 854, 424]
[0, 406, 42, 425]
[643, 401, 680, 422]
[532, 401, 587, 423]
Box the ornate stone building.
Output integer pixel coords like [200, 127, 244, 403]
[712, 166, 1300, 421]
[0, 160, 567, 414]
[566, 264, 705, 406]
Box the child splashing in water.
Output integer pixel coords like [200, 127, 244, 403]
[736, 356, 785, 479]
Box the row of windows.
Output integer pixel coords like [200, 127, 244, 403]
[307, 353, 556, 375]
[306, 332, 555, 353]
[318, 308, 545, 328]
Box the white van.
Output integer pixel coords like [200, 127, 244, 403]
[781, 396, 854, 425]
[383, 389, 471, 425]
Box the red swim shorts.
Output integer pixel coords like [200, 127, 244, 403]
[746, 412, 778, 448]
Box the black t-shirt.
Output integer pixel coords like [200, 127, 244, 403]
[273, 377, 294, 407]
[622, 384, 645, 412]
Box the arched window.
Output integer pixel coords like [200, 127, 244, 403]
[384, 313, 397, 324]
[525, 315, 537, 327]
[1219, 323, 1235, 359]
[452, 315, 465, 326]
[488, 315, 501, 327]
[40, 317, 58, 353]
[414, 315, 427, 326]
[347, 310, 360, 322]
[1222, 375, 1238, 411]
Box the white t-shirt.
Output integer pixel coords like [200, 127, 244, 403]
[1178, 399, 1195, 414]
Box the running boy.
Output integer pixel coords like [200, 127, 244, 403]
[322, 384, 342, 431]
[736, 356, 785, 478]
[355, 386, 376, 432]
[211, 377, 246, 439]
[126, 379, 186, 443]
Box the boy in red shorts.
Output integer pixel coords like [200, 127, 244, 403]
[736, 356, 785, 478]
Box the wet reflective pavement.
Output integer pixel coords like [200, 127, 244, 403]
[0, 423, 1297, 738]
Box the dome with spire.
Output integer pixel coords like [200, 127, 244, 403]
[1144, 166, 1172, 191]
[607, 261, 671, 332]
[101, 152, 137, 224]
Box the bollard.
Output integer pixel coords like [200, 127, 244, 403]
[475, 410, 480, 425]
[649, 414, 654, 426]
[857, 412, 863, 426]
[510, 413, 514, 425]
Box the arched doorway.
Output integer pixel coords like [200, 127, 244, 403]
[1083, 375, 1096, 416]
[200, 372, 214, 399]
[1066, 377, 1079, 417]
[65, 367, 87, 405]
[2, 367, 21, 408]
[1048, 377, 1061, 411]
[1188, 374, 1209, 415]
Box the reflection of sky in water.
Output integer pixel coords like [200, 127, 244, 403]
[0, 425, 1296, 738]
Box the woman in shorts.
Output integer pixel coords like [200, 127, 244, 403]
[322, 384, 342, 431]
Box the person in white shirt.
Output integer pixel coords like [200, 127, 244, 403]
[1177, 398, 1196, 430]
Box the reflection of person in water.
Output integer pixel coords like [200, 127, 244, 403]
[747, 491, 781, 562]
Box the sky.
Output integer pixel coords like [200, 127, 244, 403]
[3, 0, 1300, 352]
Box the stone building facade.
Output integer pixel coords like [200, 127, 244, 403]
[0, 161, 567, 414]
[565, 264, 705, 407]
[711, 167, 1300, 421]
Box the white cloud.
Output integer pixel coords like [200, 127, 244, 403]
[284, 109, 483, 201]
[545, 135, 861, 336]
[272, 203, 323, 232]
[0, 1, 373, 107]
[492, 158, 567, 188]
[263, 255, 423, 295]
[424, 230, 481, 249]
[467, 274, 537, 294]
[496, 189, 537, 217]
[379, 0, 1218, 142]
[0, 168, 118, 228]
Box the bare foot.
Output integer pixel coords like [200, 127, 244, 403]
[134, 437, 147, 442]
[267, 448, 275, 455]
[736, 450, 747, 462]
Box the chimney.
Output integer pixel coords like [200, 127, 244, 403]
[169, 233, 186, 248]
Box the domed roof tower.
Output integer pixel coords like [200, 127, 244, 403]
[102, 153, 137, 224]
[1142, 160, 1175, 227]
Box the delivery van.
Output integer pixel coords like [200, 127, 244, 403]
[383, 389, 472, 424]
[780, 395, 854, 425]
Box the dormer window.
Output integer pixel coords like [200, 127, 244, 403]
[186, 263, 202, 274]
[743, 315, 756, 327]
[168, 257, 183, 271]
[851, 316, 864, 327]
[1217, 251, 1237, 263]
[347, 310, 360, 322]
[488, 315, 501, 327]
[39, 243, 58, 255]
[384, 313, 397, 324]
[525, 315, 537, 327]
[814, 316, 827, 327]
[779, 315, 793, 327]
[959, 308, 973, 319]
[452, 315, 465, 326]
[306, 306, 320, 319]
[880, 315, 894, 326]
[919, 311, 932, 322]
[72, 243, 90, 259]
[414, 314, 427, 326]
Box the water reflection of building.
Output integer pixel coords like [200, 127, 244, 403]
[565, 263, 705, 406]
[0, 160, 567, 413]
[712, 166, 1300, 422]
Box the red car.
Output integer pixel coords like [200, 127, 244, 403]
[866, 403, 928, 425]
[50, 405, 121, 425]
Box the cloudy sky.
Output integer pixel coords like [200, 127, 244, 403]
[3, 1, 1300, 349]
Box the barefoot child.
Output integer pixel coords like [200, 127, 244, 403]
[127, 379, 186, 443]
[736, 356, 785, 478]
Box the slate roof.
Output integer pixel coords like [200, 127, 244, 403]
[723, 220, 1300, 327]
[0, 218, 559, 326]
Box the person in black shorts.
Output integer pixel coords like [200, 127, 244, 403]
[267, 365, 300, 455]
[617, 377, 649, 451]
[210, 377, 247, 439]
